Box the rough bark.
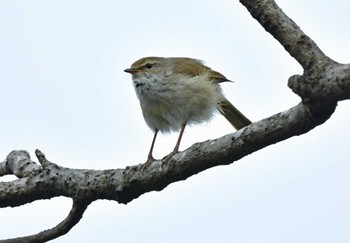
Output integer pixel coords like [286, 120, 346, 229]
[1, 0, 349, 242]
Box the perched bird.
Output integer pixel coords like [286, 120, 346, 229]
[124, 57, 251, 166]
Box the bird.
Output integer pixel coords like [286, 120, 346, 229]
[124, 56, 251, 167]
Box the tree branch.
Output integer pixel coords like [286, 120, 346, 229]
[0, 199, 90, 243]
[239, 0, 332, 69]
[239, 0, 350, 119]
[0, 102, 335, 208]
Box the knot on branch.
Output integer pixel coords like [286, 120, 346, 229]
[287, 63, 342, 124]
[1, 150, 42, 178]
[288, 62, 350, 100]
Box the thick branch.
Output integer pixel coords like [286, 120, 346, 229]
[0, 102, 331, 208]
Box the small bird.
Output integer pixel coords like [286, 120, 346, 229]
[124, 57, 251, 166]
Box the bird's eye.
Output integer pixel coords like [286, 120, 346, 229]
[145, 63, 153, 69]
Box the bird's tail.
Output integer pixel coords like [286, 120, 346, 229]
[219, 98, 252, 130]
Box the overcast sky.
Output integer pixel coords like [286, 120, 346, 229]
[1, 0, 350, 242]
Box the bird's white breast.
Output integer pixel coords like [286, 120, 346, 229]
[133, 73, 224, 133]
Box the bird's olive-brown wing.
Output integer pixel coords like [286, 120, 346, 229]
[172, 58, 231, 83]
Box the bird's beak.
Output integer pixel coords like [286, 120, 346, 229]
[124, 68, 137, 74]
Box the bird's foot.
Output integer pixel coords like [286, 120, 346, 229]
[162, 150, 177, 162]
[141, 156, 155, 170]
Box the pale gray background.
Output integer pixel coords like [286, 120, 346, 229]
[1, 0, 349, 242]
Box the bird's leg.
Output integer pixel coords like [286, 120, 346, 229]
[143, 130, 158, 168]
[173, 123, 186, 154]
[163, 123, 187, 161]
